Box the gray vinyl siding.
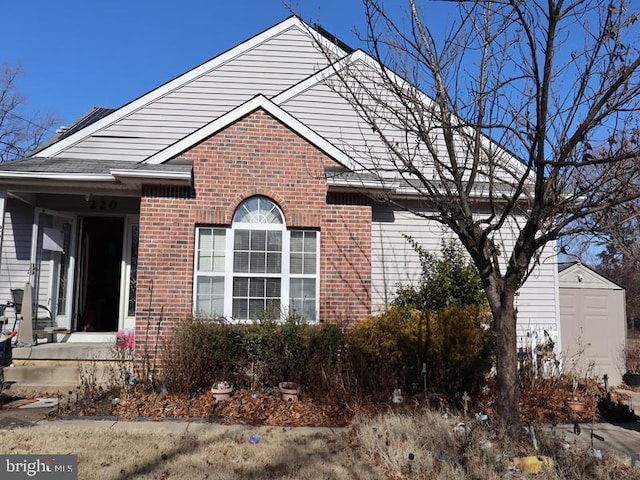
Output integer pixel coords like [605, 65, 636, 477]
[281, 81, 411, 176]
[280, 61, 525, 185]
[0, 198, 33, 321]
[371, 203, 559, 347]
[371, 203, 450, 311]
[57, 26, 330, 163]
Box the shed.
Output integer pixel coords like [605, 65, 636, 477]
[558, 262, 627, 385]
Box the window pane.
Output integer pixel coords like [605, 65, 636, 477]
[234, 252, 249, 273]
[302, 299, 316, 320]
[290, 230, 317, 274]
[250, 230, 266, 251]
[198, 254, 212, 272]
[303, 279, 316, 297]
[233, 277, 248, 296]
[267, 231, 282, 251]
[199, 229, 213, 250]
[249, 278, 264, 297]
[196, 277, 224, 316]
[249, 299, 263, 319]
[304, 232, 317, 251]
[233, 196, 283, 224]
[213, 254, 225, 272]
[266, 278, 281, 297]
[289, 278, 315, 320]
[303, 254, 316, 274]
[233, 299, 248, 320]
[198, 228, 225, 273]
[266, 253, 281, 273]
[250, 251, 266, 273]
[290, 231, 303, 251]
[290, 253, 302, 274]
[234, 230, 249, 250]
[290, 278, 302, 297]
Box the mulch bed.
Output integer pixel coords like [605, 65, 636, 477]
[59, 387, 395, 427]
[46, 379, 640, 427]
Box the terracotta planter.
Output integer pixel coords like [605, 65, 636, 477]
[567, 400, 586, 413]
[279, 382, 299, 401]
[211, 381, 234, 402]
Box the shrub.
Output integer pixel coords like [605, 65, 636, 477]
[396, 237, 486, 311]
[362, 237, 495, 399]
[346, 304, 493, 398]
[346, 307, 423, 395]
[161, 318, 245, 394]
[161, 315, 342, 395]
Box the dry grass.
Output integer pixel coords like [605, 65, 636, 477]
[0, 422, 377, 480]
[1, 410, 638, 479]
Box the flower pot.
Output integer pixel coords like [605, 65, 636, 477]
[279, 382, 299, 401]
[567, 400, 586, 413]
[211, 381, 233, 402]
[624, 372, 640, 387]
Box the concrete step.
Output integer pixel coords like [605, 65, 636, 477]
[1, 342, 127, 392]
[2, 362, 118, 392]
[11, 342, 116, 361]
[3, 365, 79, 386]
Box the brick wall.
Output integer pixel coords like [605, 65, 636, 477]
[135, 109, 371, 365]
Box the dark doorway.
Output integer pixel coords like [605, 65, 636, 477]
[77, 217, 124, 332]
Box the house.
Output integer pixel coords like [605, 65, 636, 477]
[558, 262, 626, 385]
[0, 17, 560, 367]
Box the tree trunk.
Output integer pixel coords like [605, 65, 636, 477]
[491, 290, 520, 429]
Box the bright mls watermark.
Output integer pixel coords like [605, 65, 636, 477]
[0, 455, 77, 479]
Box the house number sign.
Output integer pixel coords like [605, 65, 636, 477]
[89, 199, 118, 210]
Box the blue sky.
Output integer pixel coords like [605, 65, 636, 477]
[2, 1, 380, 130]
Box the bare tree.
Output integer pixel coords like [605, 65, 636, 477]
[0, 63, 59, 161]
[302, 0, 640, 427]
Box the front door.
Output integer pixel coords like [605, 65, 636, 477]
[76, 217, 124, 332]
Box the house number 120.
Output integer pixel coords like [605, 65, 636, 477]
[90, 199, 118, 210]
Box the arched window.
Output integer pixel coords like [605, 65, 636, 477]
[194, 196, 319, 321]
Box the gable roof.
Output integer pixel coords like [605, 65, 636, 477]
[16, 15, 526, 199]
[558, 261, 625, 290]
[34, 16, 349, 161]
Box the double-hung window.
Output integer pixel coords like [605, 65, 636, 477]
[194, 196, 319, 322]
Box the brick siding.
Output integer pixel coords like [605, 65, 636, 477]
[135, 109, 371, 364]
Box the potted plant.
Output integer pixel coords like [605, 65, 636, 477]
[210, 381, 234, 402]
[566, 377, 586, 413]
[623, 341, 640, 387]
[278, 382, 299, 401]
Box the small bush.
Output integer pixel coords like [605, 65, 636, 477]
[346, 304, 493, 399]
[162, 318, 245, 394]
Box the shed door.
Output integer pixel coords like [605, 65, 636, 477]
[560, 288, 622, 384]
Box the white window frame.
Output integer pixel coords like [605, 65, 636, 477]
[192, 198, 320, 322]
[193, 227, 227, 318]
